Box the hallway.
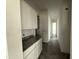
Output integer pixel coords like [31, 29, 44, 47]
[38, 40, 70, 59]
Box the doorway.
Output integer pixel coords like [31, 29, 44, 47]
[51, 22, 57, 38]
[48, 17, 58, 41]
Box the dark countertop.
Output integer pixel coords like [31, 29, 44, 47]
[22, 35, 41, 52]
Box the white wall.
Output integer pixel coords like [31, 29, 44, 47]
[57, 18, 59, 39]
[39, 11, 48, 42]
[59, 0, 71, 53]
[6, 0, 23, 59]
[48, 16, 51, 40]
[48, 0, 71, 53]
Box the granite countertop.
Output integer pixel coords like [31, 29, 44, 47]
[22, 35, 41, 52]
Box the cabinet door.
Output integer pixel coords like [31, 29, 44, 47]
[21, 1, 32, 29]
[37, 39, 42, 57]
[33, 10, 37, 29]
[24, 50, 34, 59]
[33, 47, 38, 59]
[30, 7, 37, 29]
[21, 0, 37, 29]
[24, 39, 42, 59]
[37, 44, 42, 57]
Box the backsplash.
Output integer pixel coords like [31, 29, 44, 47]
[22, 29, 35, 38]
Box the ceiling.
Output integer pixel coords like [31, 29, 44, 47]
[24, 0, 71, 12]
[24, 0, 48, 11]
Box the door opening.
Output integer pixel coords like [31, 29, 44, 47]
[51, 22, 57, 38]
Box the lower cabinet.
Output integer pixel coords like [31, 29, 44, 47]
[24, 38, 42, 59]
[37, 39, 42, 57]
[34, 47, 38, 59]
[24, 50, 34, 59]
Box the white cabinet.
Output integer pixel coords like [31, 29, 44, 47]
[34, 47, 38, 59]
[21, 0, 37, 29]
[24, 38, 42, 59]
[38, 40, 42, 56]
[30, 8, 37, 29]
[24, 50, 34, 59]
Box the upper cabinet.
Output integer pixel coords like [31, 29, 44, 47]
[30, 7, 37, 29]
[21, 0, 37, 29]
